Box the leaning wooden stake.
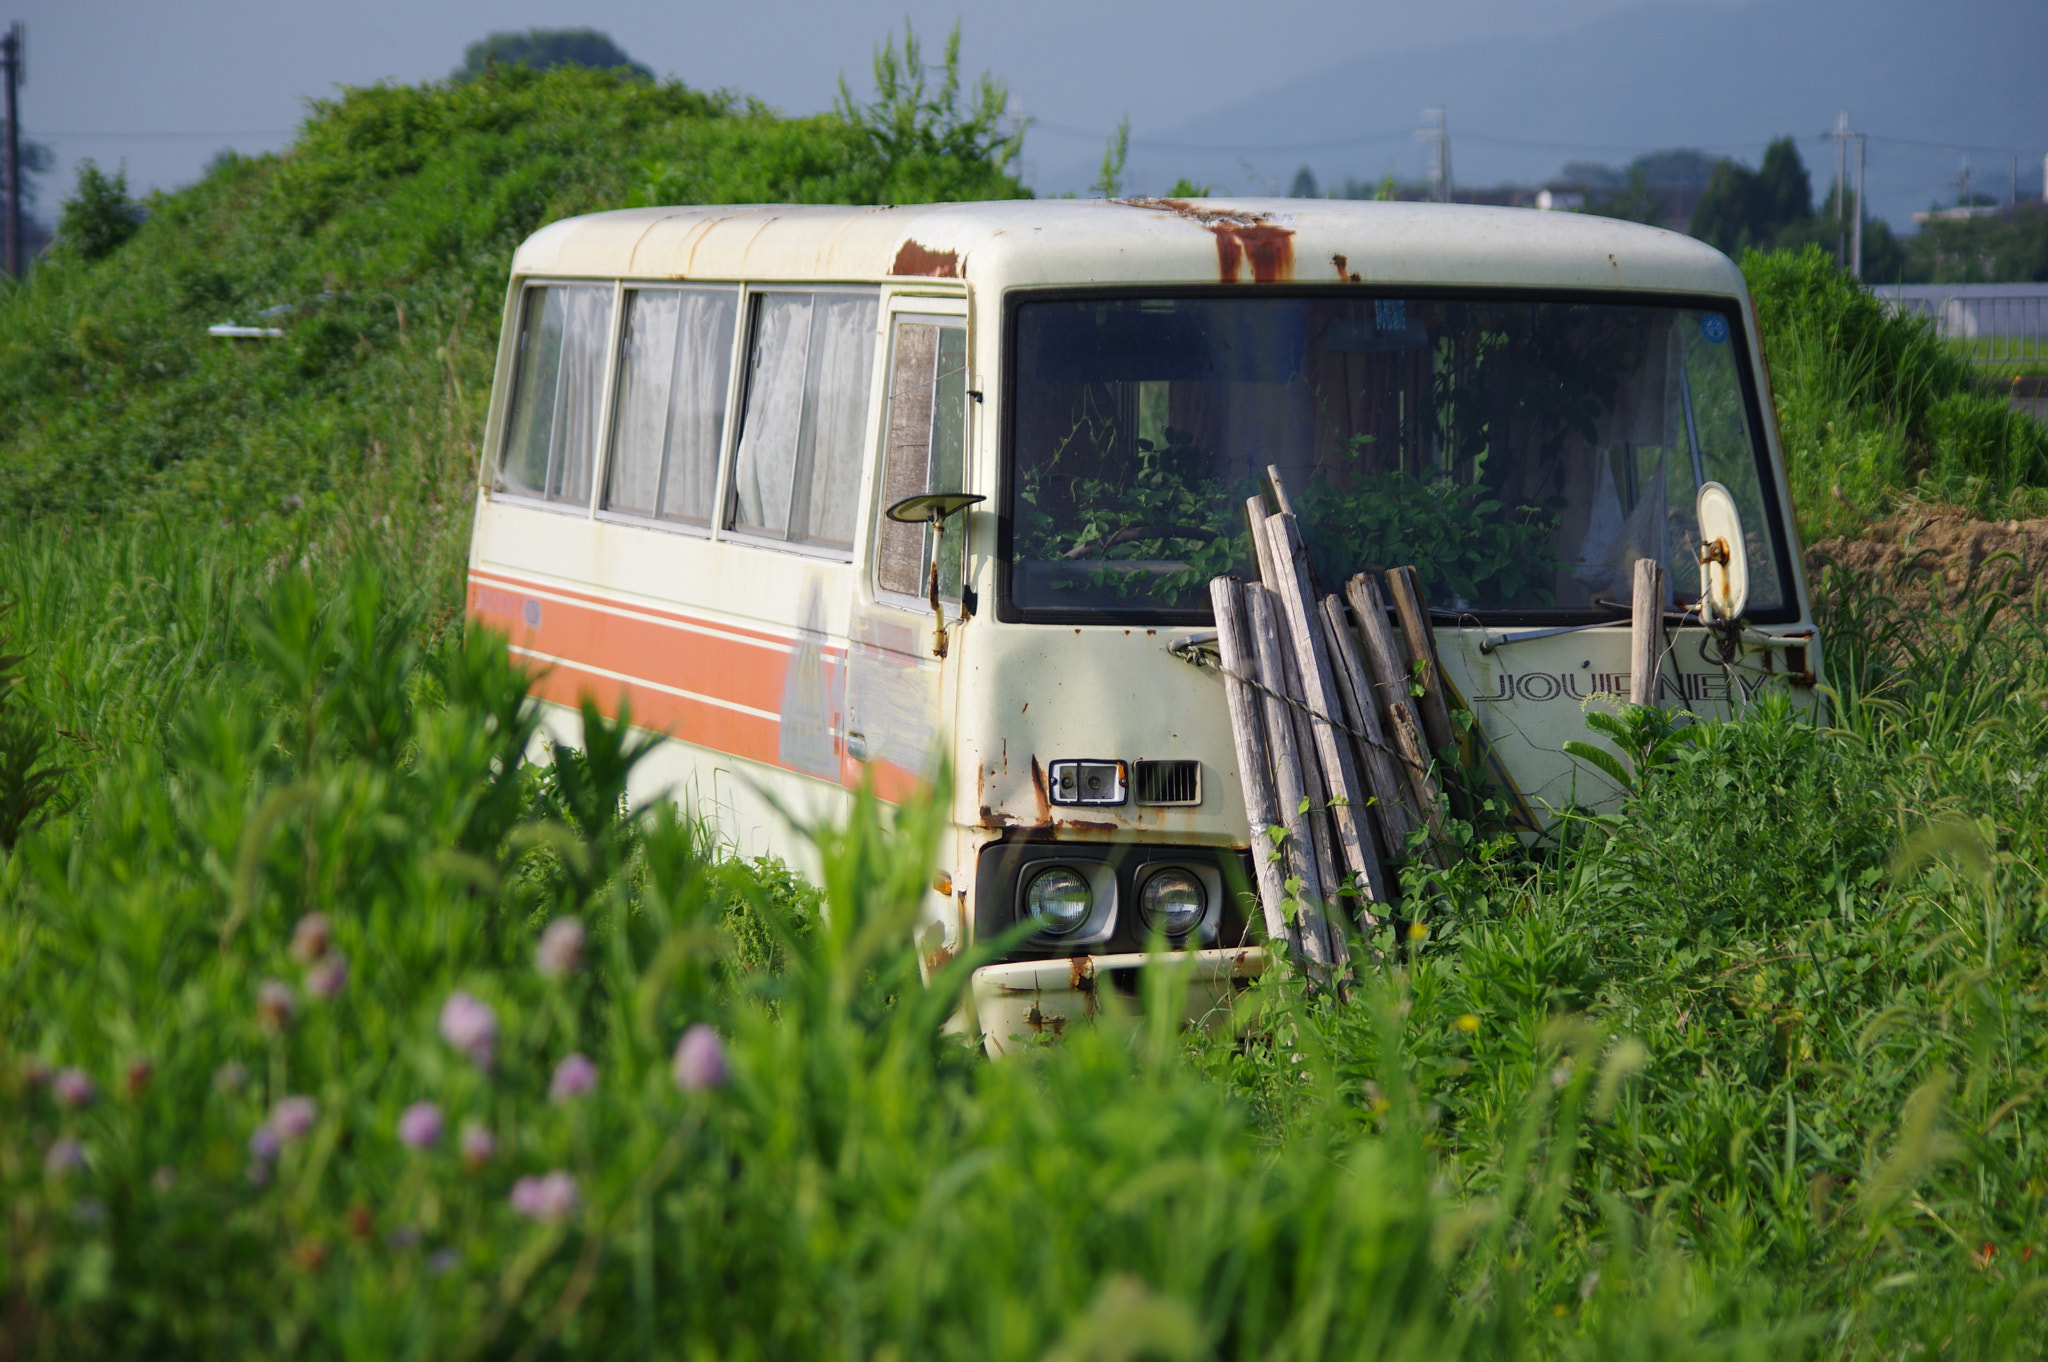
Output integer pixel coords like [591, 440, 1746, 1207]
[1245, 585, 1340, 974]
[1210, 577, 1299, 954]
[1383, 566, 1457, 755]
[1319, 594, 1418, 863]
[1261, 508, 1389, 919]
[1344, 574, 1427, 761]
[1629, 557, 1668, 708]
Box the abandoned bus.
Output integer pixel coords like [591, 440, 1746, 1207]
[465, 198, 1820, 1052]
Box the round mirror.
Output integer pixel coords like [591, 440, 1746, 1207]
[1694, 481, 1749, 622]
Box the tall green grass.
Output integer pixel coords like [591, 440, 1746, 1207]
[1743, 247, 2048, 541]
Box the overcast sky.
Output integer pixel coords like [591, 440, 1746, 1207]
[15, 0, 2038, 228]
[18, 0, 1747, 202]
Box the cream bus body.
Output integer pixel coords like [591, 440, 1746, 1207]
[466, 198, 1819, 1052]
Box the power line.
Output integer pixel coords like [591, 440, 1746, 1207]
[33, 128, 294, 140]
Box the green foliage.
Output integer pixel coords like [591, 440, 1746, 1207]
[834, 21, 1027, 206]
[1690, 138, 1815, 257]
[0, 603, 71, 851]
[1901, 203, 2048, 284]
[451, 27, 654, 83]
[1093, 116, 1130, 199]
[1296, 468, 1561, 607]
[1742, 245, 2048, 538]
[54, 160, 146, 262]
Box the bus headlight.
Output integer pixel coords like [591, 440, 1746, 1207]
[1023, 867, 1092, 935]
[1138, 868, 1205, 937]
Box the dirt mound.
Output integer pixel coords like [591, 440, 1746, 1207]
[1806, 505, 2048, 613]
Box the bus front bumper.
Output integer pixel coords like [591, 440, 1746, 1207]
[968, 947, 1267, 1057]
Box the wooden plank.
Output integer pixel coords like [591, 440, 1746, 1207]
[1630, 557, 1667, 708]
[1245, 494, 1279, 585]
[1319, 593, 1418, 864]
[1344, 574, 1426, 763]
[1383, 566, 1456, 755]
[1264, 463, 1299, 517]
[1261, 510, 1388, 918]
[1245, 584, 1340, 973]
[1209, 576, 1297, 952]
[1387, 703, 1446, 844]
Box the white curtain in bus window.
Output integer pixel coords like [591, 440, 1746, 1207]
[606, 288, 738, 524]
[497, 284, 612, 506]
[731, 291, 878, 549]
[876, 321, 968, 597]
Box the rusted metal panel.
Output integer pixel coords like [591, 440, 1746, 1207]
[891, 240, 960, 278]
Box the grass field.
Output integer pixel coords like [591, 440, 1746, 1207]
[6, 55, 2048, 1360]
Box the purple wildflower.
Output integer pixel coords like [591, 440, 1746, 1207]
[510, 1170, 580, 1223]
[534, 917, 586, 978]
[44, 1137, 86, 1178]
[672, 1024, 729, 1091]
[271, 1095, 318, 1142]
[427, 1247, 459, 1275]
[397, 1101, 443, 1150]
[248, 1123, 282, 1163]
[52, 1067, 97, 1110]
[438, 991, 497, 1068]
[307, 952, 348, 999]
[290, 912, 333, 963]
[459, 1122, 496, 1169]
[257, 979, 298, 1033]
[549, 1053, 597, 1103]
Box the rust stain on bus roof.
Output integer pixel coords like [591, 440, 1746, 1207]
[1120, 198, 1294, 283]
[891, 240, 959, 278]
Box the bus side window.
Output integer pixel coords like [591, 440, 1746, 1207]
[605, 287, 739, 526]
[875, 320, 968, 599]
[497, 284, 612, 506]
[728, 290, 879, 553]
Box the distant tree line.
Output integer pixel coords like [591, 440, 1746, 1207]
[1283, 135, 2046, 282]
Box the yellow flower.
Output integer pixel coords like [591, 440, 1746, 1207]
[1456, 1014, 1480, 1034]
[1407, 922, 1428, 941]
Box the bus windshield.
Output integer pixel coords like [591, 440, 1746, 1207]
[1005, 292, 1791, 622]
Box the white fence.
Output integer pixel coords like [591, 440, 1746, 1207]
[1876, 284, 2048, 364]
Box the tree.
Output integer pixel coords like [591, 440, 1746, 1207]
[1290, 165, 1319, 199]
[452, 29, 652, 83]
[1689, 137, 1813, 257]
[56, 160, 145, 262]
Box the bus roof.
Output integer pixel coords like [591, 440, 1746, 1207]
[510, 197, 1747, 298]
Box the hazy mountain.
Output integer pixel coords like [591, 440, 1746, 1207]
[1045, 0, 2045, 231]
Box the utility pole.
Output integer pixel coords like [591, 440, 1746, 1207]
[2, 23, 22, 281]
[1851, 132, 1866, 281]
[1417, 108, 1451, 203]
[1831, 111, 1848, 268]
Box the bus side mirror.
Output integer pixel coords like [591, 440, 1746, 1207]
[1695, 481, 1749, 624]
[885, 493, 985, 657]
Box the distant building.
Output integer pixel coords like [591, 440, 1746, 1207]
[1535, 188, 1585, 212]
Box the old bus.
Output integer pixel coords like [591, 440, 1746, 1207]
[465, 198, 1818, 1052]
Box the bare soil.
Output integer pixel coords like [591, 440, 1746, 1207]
[1806, 505, 2048, 614]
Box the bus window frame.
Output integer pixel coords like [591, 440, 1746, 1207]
[993, 282, 1800, 629]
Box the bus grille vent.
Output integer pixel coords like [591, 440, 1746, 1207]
[1133, 760, 1201, 806]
